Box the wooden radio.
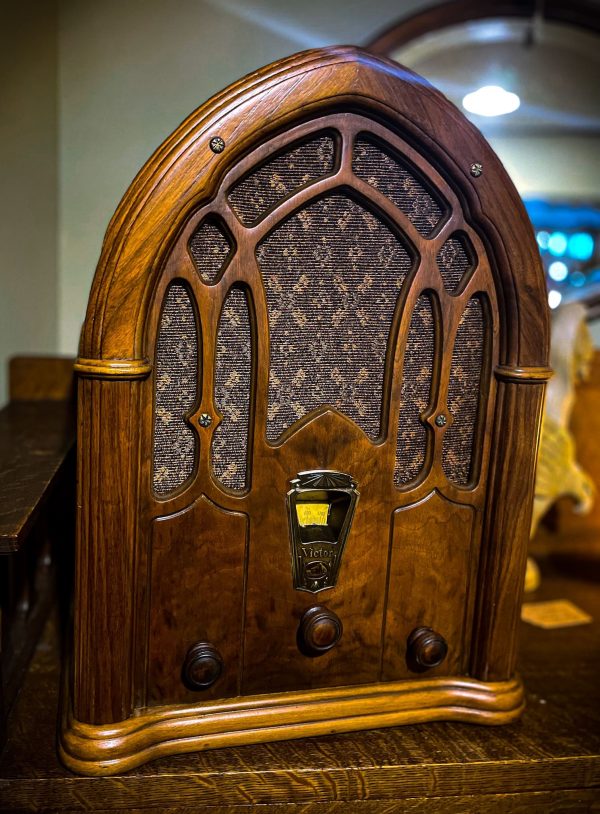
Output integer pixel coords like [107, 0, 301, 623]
[60, 47, 551, 775]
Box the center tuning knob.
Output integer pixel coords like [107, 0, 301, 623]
[297, 605, 343, 656]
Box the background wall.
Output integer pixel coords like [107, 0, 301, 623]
[0, 1, 59, 407]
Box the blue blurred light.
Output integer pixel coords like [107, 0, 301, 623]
[570, 271, 586, 287]
[548, 232, 568, 256]
[568, 232, 594, 261]
[537, 231, 550, 250]
[548, 261, 569, 282]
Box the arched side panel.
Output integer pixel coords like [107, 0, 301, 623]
[211, 287, 253, 491]
[152, 283, 200, 496]
[394, 293, 436, 486]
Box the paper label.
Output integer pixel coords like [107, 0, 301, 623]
[521, 599, 592, 629]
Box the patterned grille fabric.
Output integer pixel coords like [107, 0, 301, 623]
[443, 298, 485, 485]
[437, 234, 473, 293]
[153, 284, 198, 495]
[228, 134, 335, 225]
[189, 218, 232, 283]
[256, 194, 412, 442]
[212, 288, 252, 490]
[395, 295, 435, 485]
[352, 137, 444, 237]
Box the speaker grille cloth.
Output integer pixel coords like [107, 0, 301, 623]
[443, 298, 484, 485]
[352, 137, 444, 237]
[228, 134, 335, 225]
[153, 283, 198, 494]
[395, 295, 435, 485]
[212, 288, 252, 490]
[437, 235, 473, 293]
[256, 193, 412, 441]
[189, 218, 232, 283]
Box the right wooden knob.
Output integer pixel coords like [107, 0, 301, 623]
[298, 605, 343, 656]
[407, 626, 448, 669]
[182, 641, 223, 690]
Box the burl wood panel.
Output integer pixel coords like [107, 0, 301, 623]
[148, 495, 248, 703]
[242, 412, 390, 695]
[382, 492, 477, 680]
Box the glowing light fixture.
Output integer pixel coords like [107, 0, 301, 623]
[568, 232, 594, 261]
[548, 261, 568, 282]
[548, 290, 562, 309]
[462, 85, 520, 117]
[548, 232, 568, 257]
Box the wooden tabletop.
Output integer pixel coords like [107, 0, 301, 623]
[1, 563, 599, 812]
[0, 400, 75, 554]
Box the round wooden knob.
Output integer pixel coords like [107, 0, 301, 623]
[298, 606, 343, 656]
[407, 626, 448, 669]
[182, 642, 223, 690]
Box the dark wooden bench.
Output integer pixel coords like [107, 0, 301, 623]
[0, 357, 76, 746]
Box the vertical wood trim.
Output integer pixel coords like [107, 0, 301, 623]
[470, 381, 546, 680]
[73, 378, 140, 723]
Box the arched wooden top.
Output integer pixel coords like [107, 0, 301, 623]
[76, 46, 549, 376]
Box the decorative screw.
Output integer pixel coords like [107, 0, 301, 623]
[435, 414, 447, 427]
[198, 413, 213, 428]
[209, 136, 225, 154]
[470, 162, 483, 177]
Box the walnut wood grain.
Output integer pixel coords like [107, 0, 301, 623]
[66, 46, 550, 771]
[3, 568, 599, 808]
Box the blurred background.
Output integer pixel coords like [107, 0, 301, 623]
[1, 0, 599, 407]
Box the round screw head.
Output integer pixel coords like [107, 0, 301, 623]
[470, 162, 483, 177]
[209, 136, 225, 154]
[198, 413, 213, 428]
[435, 414, 447, 427]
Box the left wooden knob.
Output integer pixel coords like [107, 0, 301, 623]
[182, 642, 223, 690]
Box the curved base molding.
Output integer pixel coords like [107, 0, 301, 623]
[59, 676, 524, 776]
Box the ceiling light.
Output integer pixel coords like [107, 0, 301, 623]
[462, 85, 520, 117]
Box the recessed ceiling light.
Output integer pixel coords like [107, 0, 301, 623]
[462, 85, 521, 117]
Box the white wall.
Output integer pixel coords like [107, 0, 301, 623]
[0, 1, 59, 405]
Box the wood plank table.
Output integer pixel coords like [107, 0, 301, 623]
[1, 561, 599, 812]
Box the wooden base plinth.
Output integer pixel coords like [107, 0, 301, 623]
[59, 675, 524, 776]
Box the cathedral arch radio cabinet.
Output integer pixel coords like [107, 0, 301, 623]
[61, 47, 550, 775]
